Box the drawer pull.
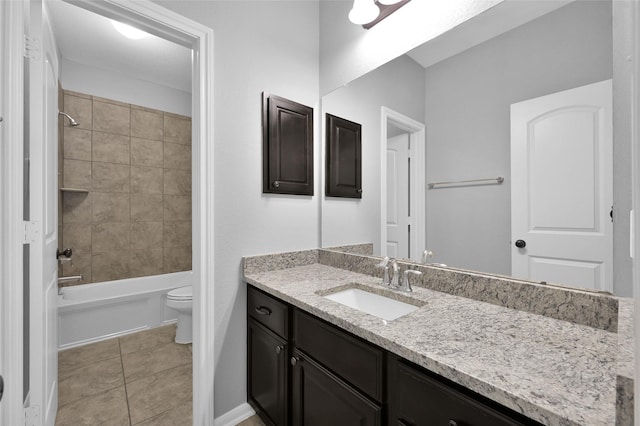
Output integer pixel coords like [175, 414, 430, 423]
[275, 345, 284, 354]
[290, 356, 300, 366]
[448, 421, 458, 426]
[255, 306, 272, 316]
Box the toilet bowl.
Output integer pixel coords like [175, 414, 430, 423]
[166, 286, 192, 344]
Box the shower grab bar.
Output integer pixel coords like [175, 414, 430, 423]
[428, 176, 504, 189]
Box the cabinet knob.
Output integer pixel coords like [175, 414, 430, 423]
[356, 188, 362, 194]
[290, 356, 300, 366]
[515, 239, 526, 248]
[275, 345, 284, 354]
[273, 180, 280, 188]
[448, 421, 458, 426]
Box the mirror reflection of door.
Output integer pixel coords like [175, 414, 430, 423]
[510, 79, 613, 292]
[386, 130, 410, 259]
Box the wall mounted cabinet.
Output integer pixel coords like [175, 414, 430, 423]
[325, 114, 362, 198]
[262, 93, 314, 195]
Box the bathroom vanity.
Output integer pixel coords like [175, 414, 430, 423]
[244, 248, 633, 426]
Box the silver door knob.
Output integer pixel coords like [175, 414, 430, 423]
[275, 345, 284, 354]
[290, 356, 300, 366]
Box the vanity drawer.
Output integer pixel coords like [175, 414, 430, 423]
[248, 286, 289, 338]
[294, 310, 383, 402]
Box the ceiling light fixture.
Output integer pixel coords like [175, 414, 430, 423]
[111, 20, 148, 40]
[349, 0, 411, 29]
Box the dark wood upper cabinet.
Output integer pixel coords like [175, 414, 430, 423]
[262, 93, 314, 196]
[325, 114, 362, 198]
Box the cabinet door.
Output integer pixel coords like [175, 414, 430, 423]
[291, 350, 381, 426]
[394, 361, 527, 426]
[248, 318, 288, 426]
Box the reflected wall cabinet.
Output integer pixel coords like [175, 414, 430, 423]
[325, 113, 362, 198]
[262, 93, 314, 195]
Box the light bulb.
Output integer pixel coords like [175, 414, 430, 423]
[378, 0, 403, 4]
[111, 20, 147, 40]
[348, 0, 380, 25]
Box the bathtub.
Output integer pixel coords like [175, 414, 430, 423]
[58, 271, 192, 349]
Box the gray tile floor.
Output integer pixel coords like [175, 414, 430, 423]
[56, 323, 266, 425]
[56, 324, 192, 426]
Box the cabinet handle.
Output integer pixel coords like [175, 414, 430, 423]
[255, 306, 272, 316]
[448, 421, 458, 426]
[290, 356, 300, 366]
[275, 345, 284, 354]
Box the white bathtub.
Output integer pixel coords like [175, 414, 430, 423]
[58, 271, 191, 349]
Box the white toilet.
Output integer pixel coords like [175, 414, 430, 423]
[166, 285, 192, 344]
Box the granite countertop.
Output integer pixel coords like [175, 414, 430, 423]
[245, 262, 622, 426]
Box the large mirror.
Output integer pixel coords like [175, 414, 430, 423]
[321, 0, 633, 296]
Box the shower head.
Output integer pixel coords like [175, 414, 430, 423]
[59, 111, 79, 127]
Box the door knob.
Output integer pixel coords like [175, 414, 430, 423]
[515, 239, 526, 248]
[290, 356, 300, 366]
[275, 345, 284, 354]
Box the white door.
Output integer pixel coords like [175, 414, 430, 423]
[386, 133, 410, 259]
[511, 80, 613, 291]
[27, 0, 59, 423]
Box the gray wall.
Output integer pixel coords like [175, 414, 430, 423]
[423, 1, 613, 277]
[155, 0, 321, 416]
[321, 55, 425, 253]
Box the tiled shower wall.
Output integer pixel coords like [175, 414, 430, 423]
[60, 90, 192, 285]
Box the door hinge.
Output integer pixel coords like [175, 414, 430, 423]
[24, 405, 40, 426]
[23, 221, 39, 244]
[24, 36, 40, 60]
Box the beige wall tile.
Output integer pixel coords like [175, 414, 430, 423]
[63, 94, 92, 130]
[131, 166, 163, 194]
[92, 223, 129, 252]
[164, 169, 191, 195]
[63, 89, 91, 100]
[92, 132, 130, 164]
[163, 115, 191, 145]
[63, 127, 92, 161]
[163, 195, 191, 221]
[93, 100, 130, 136]
[62, 192, 91, 223]
[130, 249, 163, 278]
[93, 96, 129, 108]
[92, 162, 130, 193]
[132, 108, 163, 140]
[131, 137, 163, 167]
[63, 159, 92, 189]
[131, 194, 163, 222]
[131, 222, 163, 250]
[163, 221, 191, 248]
[93, 193, 130, 223]
[60, 250, 92, 285]
[164, 142, 191, 170]
[92, 252, 130, 282]
[163, 246, 192, 273]
[62, 223, 92, 251]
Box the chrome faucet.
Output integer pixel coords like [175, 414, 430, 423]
[377, 256, 391, 286]
[401, 269, 422, 292]
[389, 259, 400, 288]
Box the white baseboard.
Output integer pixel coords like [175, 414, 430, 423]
[214, 403, 256, 426]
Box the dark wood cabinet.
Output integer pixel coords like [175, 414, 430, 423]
[325, 114, 362, 198]
[291, 349, 381, 426]
[248, 319, 288, 426]
[262, 93, 314, 196]
[247, 285, 542, 426]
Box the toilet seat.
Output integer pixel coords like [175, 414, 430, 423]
[168, 285, 192, 301]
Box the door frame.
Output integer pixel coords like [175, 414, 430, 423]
[380, 107, 425, 261]
[0, 0, 216, 423]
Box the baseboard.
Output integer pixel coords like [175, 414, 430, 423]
[214, 403, 256, 426]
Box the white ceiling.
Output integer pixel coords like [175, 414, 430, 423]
[47, 0, 192, 93]
[407, 0, 574, 69]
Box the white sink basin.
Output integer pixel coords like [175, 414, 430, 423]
[323, 287, 420, 321]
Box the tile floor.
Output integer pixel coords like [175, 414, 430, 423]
[56, 324, 192, 426]
[56, 323, 266, 426]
